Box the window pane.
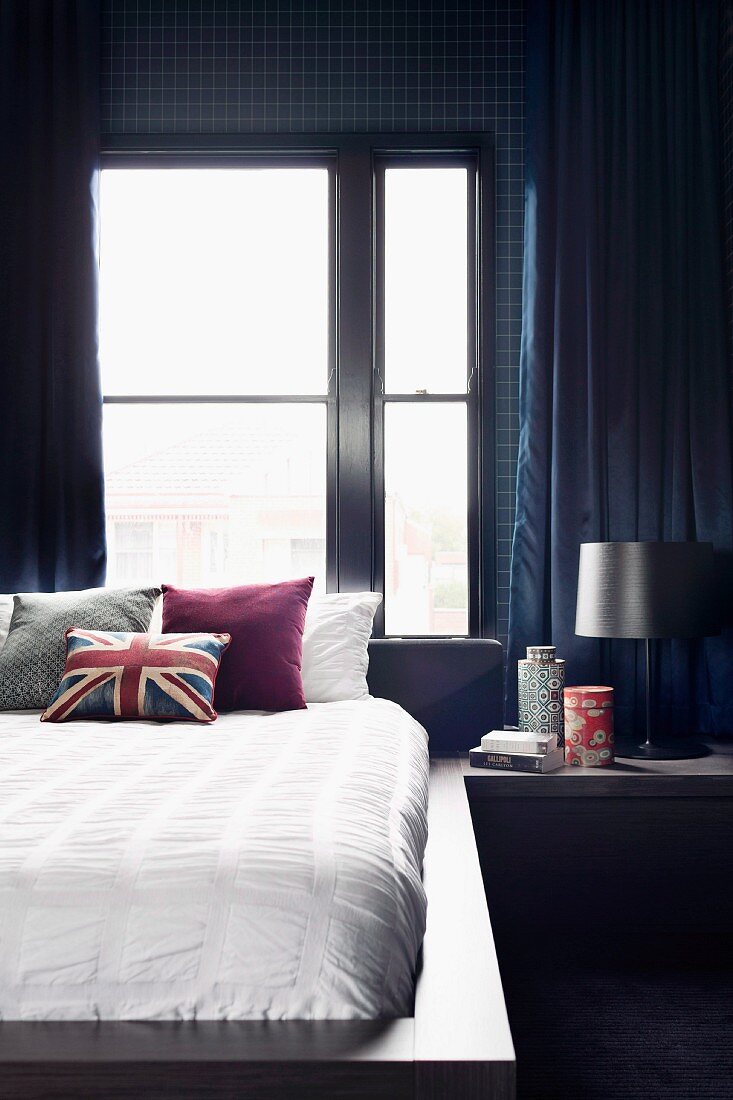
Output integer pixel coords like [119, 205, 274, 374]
[100, 169, 329, 395]
[103, 404, 326, 590]
[384, 168, 468, 394]
[384, 403, 468, 635]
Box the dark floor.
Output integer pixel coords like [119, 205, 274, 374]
[504, 965, 733, 1100]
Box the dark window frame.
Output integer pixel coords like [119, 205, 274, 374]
[100, 132, 496, 639]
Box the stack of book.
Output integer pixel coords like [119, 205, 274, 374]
[469, 730, 564, 773]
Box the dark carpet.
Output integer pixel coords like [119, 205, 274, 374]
[505, 967, 733, 1100]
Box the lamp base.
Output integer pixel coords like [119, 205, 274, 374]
[616, 738, 710, 761]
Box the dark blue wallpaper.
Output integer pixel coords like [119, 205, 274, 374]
[101, 0, 525, 643]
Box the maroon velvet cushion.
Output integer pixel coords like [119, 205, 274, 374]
[162, 578, 314, 713]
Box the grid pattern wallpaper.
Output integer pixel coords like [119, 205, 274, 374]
[721, 0, 733, 354]
[101, 0, 525, 644]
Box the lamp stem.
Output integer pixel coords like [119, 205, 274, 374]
[644, 637, 652, 749]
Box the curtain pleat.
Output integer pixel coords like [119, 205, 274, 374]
[0, 0, 105, 593]
[508, 0, 733, 738]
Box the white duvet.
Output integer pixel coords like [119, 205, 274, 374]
[0, 699, 428, 1020]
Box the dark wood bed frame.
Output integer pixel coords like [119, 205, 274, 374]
[0, 641, 515, 1099]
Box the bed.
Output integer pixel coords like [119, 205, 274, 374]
[0, 637, 514, 1098]
[0, 699, 428, 1022]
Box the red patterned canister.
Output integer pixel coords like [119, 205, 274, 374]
[563, 687, 614, 767]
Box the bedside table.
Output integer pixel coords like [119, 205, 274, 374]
[460, 746, 733, 1100]
[460, 745, 733, 966]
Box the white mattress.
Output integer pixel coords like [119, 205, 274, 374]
[0, 699, 428, 1021]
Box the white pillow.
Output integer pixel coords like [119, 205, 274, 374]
[0, 595, 13, 654]
[148, 593, 163, 634]
[301, 592, 382, 703]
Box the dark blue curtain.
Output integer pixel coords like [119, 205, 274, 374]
[508, 0, 733, 738]
[0, 1, 105, 592]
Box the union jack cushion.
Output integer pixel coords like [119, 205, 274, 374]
[41, 630, 231, 724]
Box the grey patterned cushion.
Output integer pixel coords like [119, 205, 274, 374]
[0, 587, 160, 710]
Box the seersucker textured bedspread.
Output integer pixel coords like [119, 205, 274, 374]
[0, 698, 428, 1020]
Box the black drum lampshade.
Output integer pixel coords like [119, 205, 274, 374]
[575, 541, 717, 759]
[576, 541, 716, 640]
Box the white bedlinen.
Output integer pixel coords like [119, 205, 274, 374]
[0, 699, 428, 1021]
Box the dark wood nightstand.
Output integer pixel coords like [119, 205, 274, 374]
[458, 746, 733, 1100]
[460, 745, 733, 958]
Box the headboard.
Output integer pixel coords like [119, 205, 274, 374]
[366, 638, 504, 752]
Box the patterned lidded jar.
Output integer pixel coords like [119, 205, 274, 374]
[518, 646, 566, 745]
[563, 686, 614, 767]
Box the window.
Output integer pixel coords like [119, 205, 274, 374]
[110, 522, 154, 584]
[100, 136, 493, 637]
[378, 165, 472, 635]
[100, 168, 330, 593]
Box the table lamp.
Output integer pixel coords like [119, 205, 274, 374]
[575, 541, 716, 760]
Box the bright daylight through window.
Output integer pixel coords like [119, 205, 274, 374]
[100, 158, 477, 636]
[100, 168, 329, 592]
[382, 167, 469, 635]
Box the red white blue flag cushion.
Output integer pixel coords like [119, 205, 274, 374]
[41, 630, 231, 723]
